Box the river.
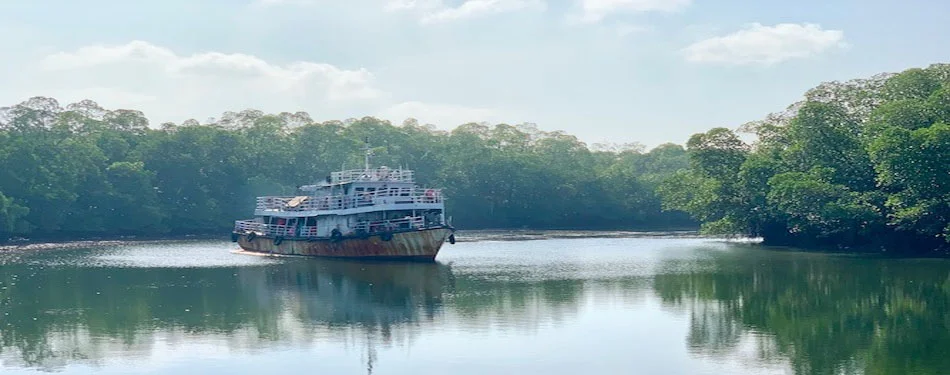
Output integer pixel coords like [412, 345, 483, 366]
[1, 232, 948, 374]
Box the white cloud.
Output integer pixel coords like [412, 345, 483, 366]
[12, 40, 506, 128]
[39, 41, 382, 103]
[572, 0, 691, 24]
[380, 101, 502, 127]
[682, 23, 846, 65]
[28, 40, 384, 122]
[385, 0, 545, 24]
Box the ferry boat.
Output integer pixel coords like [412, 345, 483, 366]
[231, 145, 456, 261]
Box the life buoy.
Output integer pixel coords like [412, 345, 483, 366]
[274, 236, 284, 246]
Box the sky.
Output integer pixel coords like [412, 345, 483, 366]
[0, 0, 948, 148]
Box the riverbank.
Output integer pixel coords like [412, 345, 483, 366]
[0, 233, 228, 251]
[0, 229, 711, 252]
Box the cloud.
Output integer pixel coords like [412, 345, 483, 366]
[379, 101, 503, 127]
[14, 40, 508, 128]
[385, 0, 545, 24]
[28, 40, 384, 122]
[39, 41, 382, 103]
[682, 23, 846, 65]
[572, 0, 692, 24]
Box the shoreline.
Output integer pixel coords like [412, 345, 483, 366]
[3, 231, 947, 258]
[0, 229, 708, 251]
[0, 233, 227, 252]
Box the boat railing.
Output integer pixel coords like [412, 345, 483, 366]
[234, 220, 300, 237]
[255, 188, 443, 212]
[330, 168, 414, 184]
[234, 216, 430, 238]
[353, 216, 426, 233]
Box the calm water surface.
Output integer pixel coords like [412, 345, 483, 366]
[1, 233, 949, 375]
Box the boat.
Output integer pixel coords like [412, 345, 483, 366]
[231, 143, 456, 261]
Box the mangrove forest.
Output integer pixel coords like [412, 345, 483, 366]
[1, 63, 949, 254]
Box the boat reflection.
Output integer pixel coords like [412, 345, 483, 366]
[242, 258, 454, 333]
[1, 240, 628, 373]
[0, 256, 454, 372]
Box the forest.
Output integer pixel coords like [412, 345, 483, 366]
[659, 63, 950, 254]
[0, 97, 694, 240]
[1, 63, 948, 254]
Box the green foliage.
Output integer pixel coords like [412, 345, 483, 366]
[883, 68, 942, 101]
[0, 191, 29, 233]
[766, 168, 883, 245]
[0, 98, 695, 239]
[658, 63, 950, 254]
[868, 123, 950, 241]
[685, 127, 749, 180]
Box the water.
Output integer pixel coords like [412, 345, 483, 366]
[1, 234, 948, 375]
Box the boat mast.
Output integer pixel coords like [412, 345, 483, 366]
[363, 137, 372, 171]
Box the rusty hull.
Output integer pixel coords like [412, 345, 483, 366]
[236, 228, 452, 261]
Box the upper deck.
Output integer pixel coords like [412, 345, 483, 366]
[329, 167, 414, 185]
[256, 186, 443, 213]
[253, 158, 446, 217]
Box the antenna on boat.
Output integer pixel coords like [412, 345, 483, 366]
[362, 137, 372, 171]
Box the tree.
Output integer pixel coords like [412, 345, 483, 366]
[659, 63, 950, 254]
[0, 96, 698, 240]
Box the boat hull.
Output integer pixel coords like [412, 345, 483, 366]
[235, 227, 452, 261]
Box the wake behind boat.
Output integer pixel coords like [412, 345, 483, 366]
[231, 143, 456, 261]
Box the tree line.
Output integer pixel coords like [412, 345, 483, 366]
[658, 63, 950, 254]
[0, 98, 694, 240]
[3, 62, 949, 254]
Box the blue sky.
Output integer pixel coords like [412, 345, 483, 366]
[1, 0, 948, 147]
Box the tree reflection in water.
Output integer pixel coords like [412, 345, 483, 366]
[653, 246, 950, 375]
[8, 240, 945, 374]
[0, 253, 453, 371]
[0, 248, 591, 372]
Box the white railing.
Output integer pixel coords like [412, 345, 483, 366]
[353, 216, 426, 233]
[330, 168, 414, 184]
[255, 188, 444, 213]
[234, 220, 300, 237]
[234, 216, 431, 238]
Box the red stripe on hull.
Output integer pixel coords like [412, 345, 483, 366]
[237, 228, 451, 261]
